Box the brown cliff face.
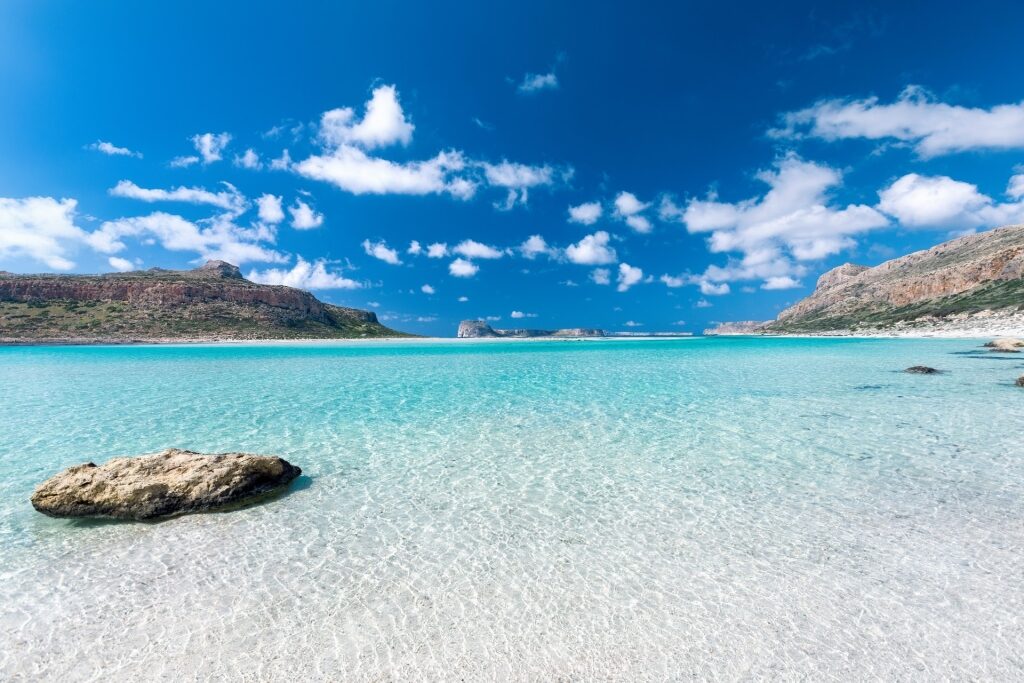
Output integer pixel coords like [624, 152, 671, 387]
[771, 224, 1024, 330]
[0, 261, 400, 342]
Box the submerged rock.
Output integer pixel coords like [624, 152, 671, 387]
[1016, 375, 1024, 387]
[31, 448, 301, 520]
[984, 338, 1023, 352]
[905, 366, 941, 374]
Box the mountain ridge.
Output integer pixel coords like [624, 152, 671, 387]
[0, 260, 405, 343]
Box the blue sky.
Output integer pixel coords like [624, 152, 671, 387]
[2, 1, 1024, 336]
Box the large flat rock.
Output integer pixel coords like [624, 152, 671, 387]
[31, 448, 301, 520]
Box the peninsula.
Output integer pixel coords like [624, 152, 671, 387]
[0, 260, 403, 343]
[706, 224, 1024, 336]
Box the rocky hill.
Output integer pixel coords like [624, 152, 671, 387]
[762, 224, 1024, 333]
[458, 320, 605, 338]
[0, 261, 404, 343]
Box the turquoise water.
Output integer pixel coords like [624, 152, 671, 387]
[1, 337, 1023, 680]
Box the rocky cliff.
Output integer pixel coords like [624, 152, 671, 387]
[766, 224, 1024, 332]
[458, 320, 605, 338]
[0, 261, 404, 342]
[703, 321, 773, 336]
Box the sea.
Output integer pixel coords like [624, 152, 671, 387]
[1, 337, 1022, 680]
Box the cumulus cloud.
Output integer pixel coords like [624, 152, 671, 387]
[90, 211, 287, 266]
[613, 192, 653, 233]
[453, 239, 503, 259]
[676, 155, 888, 289]
[1008, 169, 1024, 200]
[519, 234, 555, 259]
[288, 199, 324, 230]
[421, 283, 435, 294]
[590, 268, 611, 285]
[426, 242, 448, 258]
[110, 180, 247, 215]
[762, 276, 801, 290]
[616, 262, 643, 292]
[318, 84, 414, 150]
[270, 149, 293, 171]
[700, 281, 731, 295]
[565, 230, 617, 265]
[517, 72, 558, 94]
[256, 194, 285, 224]
[510, 310, 538, 319]
[407, 240, 422, 255]
[87, 141, 142, 158]
[246, 257, 361, 290]
[449, 257, 478, 277]
[107, 256, 135, 272]
[771, 86, 1024, 157]
[0, 197, 94, 270]
[234, 148, 261, 170]
[362, 239, 401, 265]
[877, 172, 1024, 229]
[190, 132, 231, 164]
[481, 161, 556, 209]
[568, 201, 602, 225]
[296, 146, 473, 198]
[458, 295, 469, 302]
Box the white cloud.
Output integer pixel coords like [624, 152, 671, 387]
[170, 155, 200, 168]
[565, 230, 617, 265]
[449, 257, 478, 277]
[246, 257, 361, 290]
[771, 86, 1024, 157]
[289, 199, 324, 230]
[458, 295, 469, 302]
[362, 239, 401, 265]
[107, 256, 135, 272]
[519, 234, 555, 259]
[510, 310, 538, 319]
[700, 281, 730, 296]
[761, 276, 801, 290]
[454, 239, 503, 259]
[0, 197, 92, 270]
[481, 161, 556, 209]
[426, 242, 448, 258]
[679, 155, 888, 288]
[234, 148, 261, 170]
[568, 201, 602, 225]
[318, 84, 414, 150]
[517, 72, 558, 94]
[696, 299, 712, 308]
[660, 274, 686, 288]
[87, 141, 141, 158]
[191, 132, 231, 164]
[407, 240, 422, 255]
[614, 191, 653, 233]
[270, 149, 292, 171]
[616, 263, 643, 292]
[877, 172, 1024, 229]
[256, 194, 285, 224]
[91, 212, 288, 266]
[109, 180, 247, 215]
[421, 283, 435, 294]
[1008, 170, 1024, 200]
[590, 268, 611, 285]
[624, 320, 642, 327]
[296, 146, 473, 198]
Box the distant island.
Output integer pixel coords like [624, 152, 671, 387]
[457, 320, 692, 339]
[0, 260, 404, 344]
[706, 223, 1024, 336]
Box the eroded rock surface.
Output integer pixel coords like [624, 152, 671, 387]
[31, 448, 301, 520]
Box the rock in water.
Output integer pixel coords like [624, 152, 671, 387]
[1016, 375, 1024, 387]
[984, 338, 1023, 353]
[31, 448, 301, 520]
[905, 366, 941, 374]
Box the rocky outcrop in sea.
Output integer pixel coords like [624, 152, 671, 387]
[31, 448, 302, 520]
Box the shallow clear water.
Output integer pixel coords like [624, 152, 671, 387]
[1, 337, 1022, 681]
